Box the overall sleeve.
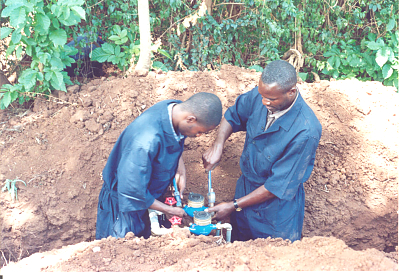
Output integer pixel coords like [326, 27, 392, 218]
[264, 134, 319, 201]
[224, 89, 256, 132]
[117, 141, 156, 212]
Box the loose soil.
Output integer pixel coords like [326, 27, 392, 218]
[0, 65, 398, 272]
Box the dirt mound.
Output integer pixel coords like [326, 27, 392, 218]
[1, 228, 397, 272]
[0, 65, 398, 271]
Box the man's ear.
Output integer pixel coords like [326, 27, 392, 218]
[288, 86, 297, 97]
[186, 115, 197, 123]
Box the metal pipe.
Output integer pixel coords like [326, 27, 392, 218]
[208, 171, 212, 192]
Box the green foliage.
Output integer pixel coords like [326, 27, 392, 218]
[1, 178, 26, 202]
[90, 25, 137, 70]
[321, 31, 398, 91]
[364, 32, 399, 90]
[248, 65, 263, 72]
[1, 0, 399, 110]
[1, 0, 86, 109]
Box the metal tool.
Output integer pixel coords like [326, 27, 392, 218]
[207, 171, 215, 208]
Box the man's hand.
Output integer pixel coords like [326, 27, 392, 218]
[202, 143, 223, 171]
[205, 201, 235, 221]
[202, 118, 233, 171]
[149, 199, 187, 217]
[168, 207, 187, 218]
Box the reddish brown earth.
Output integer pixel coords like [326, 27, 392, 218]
[0, 65, 398, 272]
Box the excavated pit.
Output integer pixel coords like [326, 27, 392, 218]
[0, 65, 398, 271]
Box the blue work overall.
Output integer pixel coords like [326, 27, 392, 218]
[225, 87, 322, 242]
[95, 100, 185, 239]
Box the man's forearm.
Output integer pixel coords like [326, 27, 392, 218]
[149, 199, 174, 214]
[234, 185, 276, 209]
[214, 118, 233, 146]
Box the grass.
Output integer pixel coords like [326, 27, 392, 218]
[1, 178, 26, 202]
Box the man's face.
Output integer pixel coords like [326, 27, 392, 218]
[180, 121, 215, 138]
[258, 79, 296, 113]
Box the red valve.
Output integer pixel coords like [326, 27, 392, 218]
[165, 197, 177, 206]
[169, 216, 182, 225]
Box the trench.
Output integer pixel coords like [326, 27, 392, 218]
[1, 147, 397, 266]
[0, 69, 398, 267]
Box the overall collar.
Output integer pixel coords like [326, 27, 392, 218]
[265, 92, 303, 133]
[161, 100, 185, 146]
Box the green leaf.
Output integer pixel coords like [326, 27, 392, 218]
[113, 25, 121, 34]
[386, 18, 395, 32]
[9, 6, 27, 27]
[58, 0, 85, 6]
[152, 61, 168, 72]
[37, 52, 51, 65]
[18, 69, 38, 90]
[52, 18, 60, 29]
[366, 41, 384, 50]
[58, 13, 80, 26]
[11, 29, 21, 44]
[332, 69, 339, 79]
[1, 91, 12, 108]
[108, 54, 118, 64]
[334, 56, 341, 68]
[35, 13, 51, 35]
[0, 27, 13, 39]
[51, 5, 62, 17]
[116, 37, 128, 45]
[1, 3, 24, 18]
[323, 51, 336, 58]
[50, 71, 64, 90]
[349, 56, 364, 67]
[49, 29, 67, 46]
[64, 45, 78, 56]
[15, 45, 22, 59]
[298, 72, 308, 81]
[70, 6, 85, 20]
[25, 45, 32, 56]
[157, 49, 172, 60]
[327, 56, 335, 68]
[382, 64, 393, 79]
[90, 48, 110, 63]
[376, 47, 390, 67]
[114, 45, 121, 56]
[5, 44, 17, 57]
[120, 29, 127, 38]
[248, 65, 263, 72]
[102, 43, 115, 54]
[50, 57, 64, 71]
[61, 6, 70, 21]
[108, 35, 120, 41]
[45, 71, 53, 82]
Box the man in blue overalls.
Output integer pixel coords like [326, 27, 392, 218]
[96, 92, 222, 240]
[203, 60, 322, 242]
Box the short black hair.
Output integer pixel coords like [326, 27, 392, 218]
[181, 92, 222, 127]
[261, 60, 297, 93]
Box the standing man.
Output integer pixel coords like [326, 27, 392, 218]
[203, 60, 322, 242]
[96, 92, 222, 240]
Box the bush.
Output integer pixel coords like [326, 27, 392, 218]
[1, 0, 398, 109]
[0, 0, 86, 108]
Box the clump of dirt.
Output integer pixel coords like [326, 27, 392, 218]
[0, 65, 398, 271]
